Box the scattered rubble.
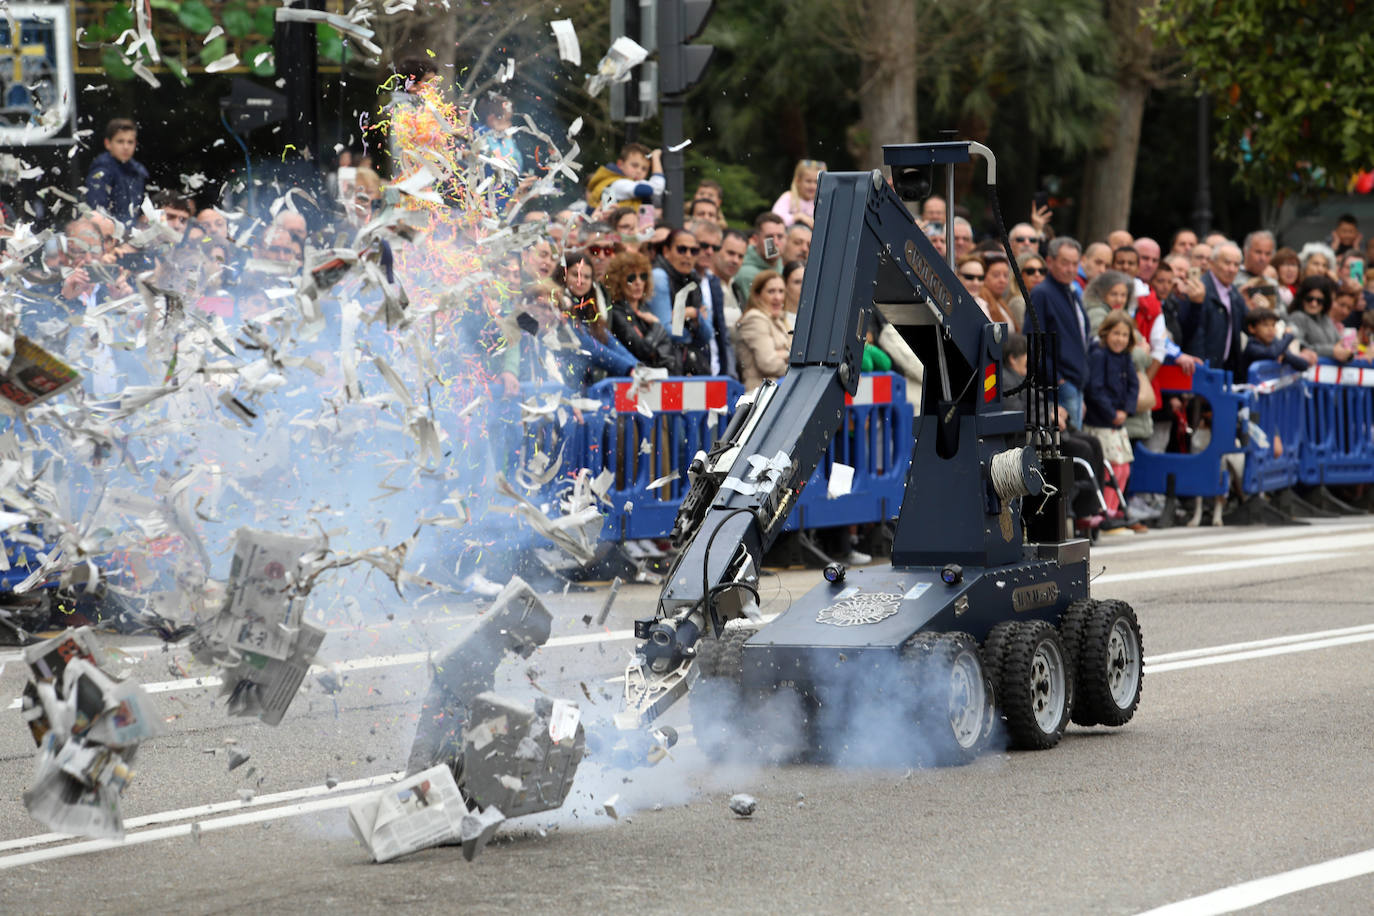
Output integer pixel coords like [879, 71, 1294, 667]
[350, 577, 587, 863]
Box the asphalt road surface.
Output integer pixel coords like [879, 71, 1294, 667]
[2, 518, 1373, 914]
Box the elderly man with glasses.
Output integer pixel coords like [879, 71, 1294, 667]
[1010, 222, 1043, 258]
[1181, 242, 1248, 374]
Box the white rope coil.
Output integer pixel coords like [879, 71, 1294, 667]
[990, 447, 1058, 501]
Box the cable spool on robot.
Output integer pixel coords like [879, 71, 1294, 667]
[989, 447, 1057, 502]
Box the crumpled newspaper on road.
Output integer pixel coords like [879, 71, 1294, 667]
[19, 627, 161, 838]
[348, 764, 478, 863]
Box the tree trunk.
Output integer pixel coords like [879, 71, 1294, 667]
[1077, 79, 1148, 244]
[857, 0, 917, 169]
[1077, 0, 1155, 244]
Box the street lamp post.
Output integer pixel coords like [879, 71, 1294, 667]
[1192, 93, 1213, 236]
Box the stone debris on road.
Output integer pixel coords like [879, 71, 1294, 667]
[728, 794, 758, 818]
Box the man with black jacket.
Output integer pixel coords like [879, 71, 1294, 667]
[1182, 242, 1247, 374]
[1029, 237, 1090, 428]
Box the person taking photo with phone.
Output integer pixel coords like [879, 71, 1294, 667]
[733, 212, 785, 305]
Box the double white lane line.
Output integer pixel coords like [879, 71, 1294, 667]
[0, 772, 403, 868]
[1, 618, 1372, 872]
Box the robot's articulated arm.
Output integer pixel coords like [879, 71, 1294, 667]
[618, 167, 989, 730]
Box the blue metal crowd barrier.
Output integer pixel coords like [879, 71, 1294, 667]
[785, 373, 912, 531]
[1130, 365, 1240, 498]
[582, 374, 911, 541]
[585, 376, 742, 541]
[1129, 358, 1374, 504]
[1242, 361, 1304, 495]
[1298, 361, 1374, 487]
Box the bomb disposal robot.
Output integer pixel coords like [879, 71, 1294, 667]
[617, 142, 1143, 763]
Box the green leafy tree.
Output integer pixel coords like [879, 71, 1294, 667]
[923, 0, 1115, 156]
[82, 0, 355, 82]
[1150, 0, 1374, 199]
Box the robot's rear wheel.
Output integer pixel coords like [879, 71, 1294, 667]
[1070, 599, 1143, 727]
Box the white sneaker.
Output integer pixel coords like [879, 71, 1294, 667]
[845, 549, 873, 566]
[462, 573, 504, 597]
[1126, 495, 1161, 522]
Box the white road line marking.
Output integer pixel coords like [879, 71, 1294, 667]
[1144, 631, 1374, 674]
[1096, 551, 1343, 584]
[1191, 529, 1374, 558]
[0, 640, 169, 665]
[1094, 519, 1374, 557]
[0, 785, 394, 871]
[0, 613, 482, 666]
[1146, 623, 1374, 663]
[0, 771, 401, 854]
[1137, 847, 1374, 915]
[4, 627, 647, 709]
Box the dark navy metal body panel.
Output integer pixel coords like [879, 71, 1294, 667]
[740, 557, 1089, 693]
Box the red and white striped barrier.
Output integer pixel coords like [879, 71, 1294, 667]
[1305, 364, 1374, 387]
[613, 379, 732, 413]
[845, 374, 894, 406]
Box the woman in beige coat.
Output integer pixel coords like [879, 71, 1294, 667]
[734, 270, 791, 391]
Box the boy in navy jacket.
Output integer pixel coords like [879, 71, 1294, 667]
[1240, 308, 1316, 380]
[86, 118, 147, 224]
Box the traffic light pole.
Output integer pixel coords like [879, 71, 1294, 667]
[275, 0, 322, 169]
[654, 0, 714, 229]
[661, 97, 685, 229]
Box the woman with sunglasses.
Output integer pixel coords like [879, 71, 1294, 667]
[1288, 276, 1354, 362]
[555, 251, 639, 387]
[771, 159, 825, 229]
[956, 253, 1015, 329]
[735, 270, 791, 391]
[605, 251, 681, 373]
[648, 227, 713, 375]
[1008, 251, 1048, 329]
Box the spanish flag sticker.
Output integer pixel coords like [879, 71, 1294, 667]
[983, 363, 997, 402]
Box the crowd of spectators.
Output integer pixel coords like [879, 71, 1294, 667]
[993, 208, 1374, 532]
[17, 61, 1374, 550]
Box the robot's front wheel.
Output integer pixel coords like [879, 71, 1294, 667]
[907, 632, 993, 765]
[691, 626, 806, 764]
[986, 619, 1073, 750]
